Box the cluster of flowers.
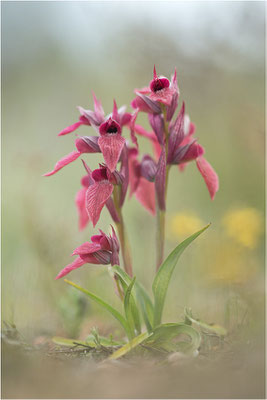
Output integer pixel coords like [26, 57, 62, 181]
[45, 66, 218, 279]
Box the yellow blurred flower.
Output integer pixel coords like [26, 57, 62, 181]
[222, 208, 263, 249]
[204, 242, 256, 284]
[168, 211, 204, 240]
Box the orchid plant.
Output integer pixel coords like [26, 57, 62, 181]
[45, 67, 222, 359]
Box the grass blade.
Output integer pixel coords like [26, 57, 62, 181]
[124, 277, 141, 337]
[124, 277, 137, 338]
[152, 224, 210, 327]
[64, 279, 131, 339]
[108, 332, 150, 360]
[113, 265, 154, 332]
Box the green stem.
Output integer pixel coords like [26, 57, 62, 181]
[156, 107, 171, 272]
[156, 208, 165, 270]
[113, 186, 133, 277]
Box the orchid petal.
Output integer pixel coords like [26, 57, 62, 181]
[120, 112, 132, 126]
[153, 65, 157, 79]
[135, 92, 161, 113]
[170, 68, 178, 91]
[92, 167, 108, 182]
[196, 157, 219, 200]
[78, 107, 100, 127]
[152, 140, 162, 161]
[128, 151, 141, 197]
[168, 102, 185, 162]
[148, 113, 164, 144]
[171, 140, 197, 165]
[75, 137, 100, 153]
[134, 86, 151, 95]
[98, 135, 126, 172]
[99, 118, 121, 136]
[43, 151, 81, 176]
[58, 121, 83, 137]
[180, 143, 204, 163]
[134, 124, 157, 142]
[150, 86, 176, 107]
[75, 187, 90, 230]
[81, 160, 95, 186]
[86, 181, 114, 226]
[79, 136, 100, 153]
[112, 100, 120, 123]
[72, 242, 101, 256]
[55, 257, 86, 280]
[150, 76, 170, 92]
[166, 92, 178, 122]
[140, 155, 157, 182]
[135, 177, 156, 215]
[105, 197, 120, 223]
[131, 96, 153, 113]
[89, 250, 111, 265]
[92, 92, 105, 122]
[130, 111, 139, 149]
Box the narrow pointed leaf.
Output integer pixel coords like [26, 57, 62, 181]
[124, 277, 141, 338]
[113, 265, 154, 332]
[152, 225, 210, 327]
[109, 332, 151, 360]
[64, 279, 131, 338]
[113, 271, 141, 335]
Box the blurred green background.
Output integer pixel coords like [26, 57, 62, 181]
[2, 1, 265, 349]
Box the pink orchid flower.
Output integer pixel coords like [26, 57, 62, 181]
[132, 66, 179, 111]
[75, 160, 121, 231]
[59, 94, 131, 136]
[45, 100, 131, 177]
[86, 164, 124, 227]
[55, 227, 120, 279]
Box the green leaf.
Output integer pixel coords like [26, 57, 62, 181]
[109, 332, 151, 360]
[64, 279, 131, 339]
[135, 282, 154, 332]
[152, 224, 210, 328]
[112, 268, 142, 334]
[144, 323, 201, 354]
[113, 265, 154, 332]
[184, 308, 227, 336]
[124, 277, 141, 337]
